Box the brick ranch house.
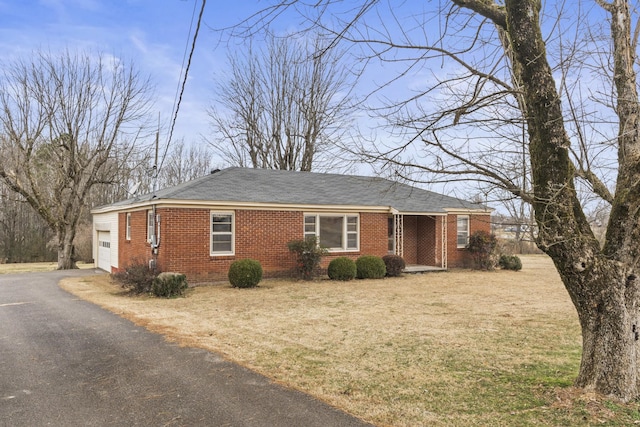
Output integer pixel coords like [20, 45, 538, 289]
[91, 167, 492, 283]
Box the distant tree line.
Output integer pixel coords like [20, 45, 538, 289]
[0, 138, 214, 265]
[0, 36, 351, 268]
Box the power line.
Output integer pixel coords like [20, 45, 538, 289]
[158, 0, 206, 173]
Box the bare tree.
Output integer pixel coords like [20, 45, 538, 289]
[229, 0, 640, 401]
[157, 139, 215, 187]
[0, 183, 56, 263]
[208, 32, 355, 171]
[0, 49, 153, 269]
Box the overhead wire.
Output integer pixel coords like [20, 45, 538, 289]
[157, 0, 207, 174]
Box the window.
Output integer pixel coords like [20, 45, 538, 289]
[304, 214, 359, 251]
[147, 211, 154, 243]
[457, 215, 469, 248]
[125, 213, 131, 241]
[304, 215, 316, 240]
[211, 212, 234, 255]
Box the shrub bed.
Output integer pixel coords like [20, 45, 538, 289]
[356, 255, 386, 279]
[112, 259, 157, 294]
[152, 272, 188, 298]
[382, 254, 406, 277]
[287, 236, 328, 280]
[499, 254, 523, 271]
[228, 259, 263, 288]
[328, 257, 357, 281]
[467, 231, 499, 270]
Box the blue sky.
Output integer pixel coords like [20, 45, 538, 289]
[0, 1, 609, 208]
[0, 1, 444, 171]
[0, 0, 530, 202]
[0, 0, 275, 158]
[0, 0, 406, 177]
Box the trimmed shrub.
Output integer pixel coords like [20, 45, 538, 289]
[466, 231, 499, 270]
[499, 254, 523, 271]
[152, 272, 188, 298]
[287, 236, 328, 280]
[327, 257, 357, 281]
[382, 254, 406, 277]
[112, 259, 158, 294]
[356, 255, 386, 279]
[228, 259, 263, 288]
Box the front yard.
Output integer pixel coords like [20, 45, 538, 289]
[58, 255, 640, 426]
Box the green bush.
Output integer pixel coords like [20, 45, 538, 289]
[466, 231, 499, 270]
[356, 255, 386, 279]
[382, 254, 406, 277]
[112, 259, 158, 294]
[499, 254, 523, 271]
[152, 272, 188, 298]
[327, 257, 357, 281]
[228, 259, 263, 288]
[287, 236, 328, 280]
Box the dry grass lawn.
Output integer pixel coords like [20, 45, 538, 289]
[58, 255, 640, 426]
[0, 261, 94, 274]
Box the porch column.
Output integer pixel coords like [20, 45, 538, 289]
[440, 216, 447, 269]
[394, 214, 403, 258]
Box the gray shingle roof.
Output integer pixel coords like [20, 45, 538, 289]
[103, 167, 488, 214]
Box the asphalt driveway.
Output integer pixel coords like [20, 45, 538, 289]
[0, 269, 373, 426]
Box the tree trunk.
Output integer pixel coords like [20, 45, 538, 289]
[551, 257, 639, 400]
[57, 228, 78, 270]
[576, 289, 639, 399]
[502, 0, 640, 400]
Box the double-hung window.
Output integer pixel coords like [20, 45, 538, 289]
[457, 215, 469, 248]
[304, 214, 359, 251]
[211, 212, 234, 255]
[147, 211, 154, 243]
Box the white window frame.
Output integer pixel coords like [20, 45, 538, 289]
[304, 213, 359, 252]
[457, 215, 470, 248]
[125, 213, 131, 241]
[146, 210, 154, 243]
[210, 211, 235, 256]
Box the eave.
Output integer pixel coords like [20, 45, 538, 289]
[90, 198, 478, 217]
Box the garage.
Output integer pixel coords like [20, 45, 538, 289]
[97, 230, 111, 272]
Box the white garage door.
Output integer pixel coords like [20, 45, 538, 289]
[97, 231, 111, 272]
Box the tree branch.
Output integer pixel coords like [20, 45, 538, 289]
[450, 0, 507, 29]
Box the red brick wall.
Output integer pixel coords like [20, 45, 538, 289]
[398, 213, 490, 268]
[156, 208, 212, 278]
[447, 213, 492, 267]
[358, 212, 389, 256]
[400, 215, 444, 267]
[153, 208, 304, 282]
[446, 215, 461, 267]
[117, 208, 390, 283]
[402, 216, 418, 264]
[118, 210, 153, 270]
[416, 216, 436, 265]
[116, 207, 491, 282]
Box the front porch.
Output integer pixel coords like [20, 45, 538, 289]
[403, 264, 447, 273]
[390, 213, 448, 269]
